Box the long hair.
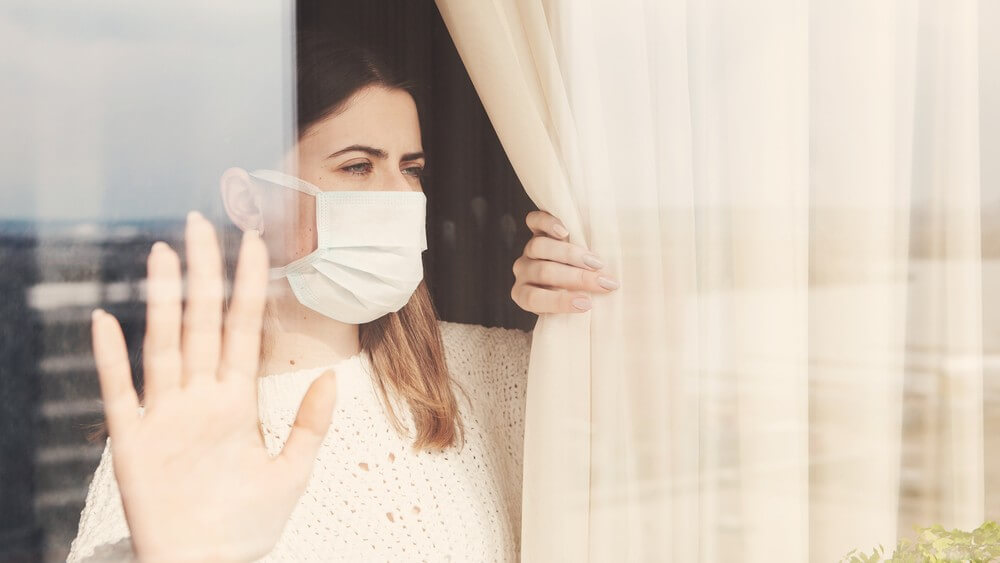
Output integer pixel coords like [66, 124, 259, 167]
[90, 34, 466, 453]
[291, 33, 466, 452]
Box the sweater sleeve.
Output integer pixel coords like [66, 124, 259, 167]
[437, 321, 533, 533]
[476, 324, 532, 475]
[66, 437, 136, 562]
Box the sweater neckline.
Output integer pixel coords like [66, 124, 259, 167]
[259, 349, 369, 381]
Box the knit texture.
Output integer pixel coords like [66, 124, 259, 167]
[66, 320, 532, 562]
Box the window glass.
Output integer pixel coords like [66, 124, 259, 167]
[0, 3, 293, 560]
[0, 3, 535, 560]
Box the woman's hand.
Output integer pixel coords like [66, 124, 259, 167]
[91, 212, 338, 562]
[511, 210, 620, 314]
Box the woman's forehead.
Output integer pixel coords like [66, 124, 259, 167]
[301, 86, 422, 155]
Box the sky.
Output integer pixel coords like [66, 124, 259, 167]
[0, 1, 295, 221]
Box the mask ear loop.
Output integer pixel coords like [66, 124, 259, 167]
[247, 169, 322, 239]
[246, 169, 323, 282]
[248, 169, 323, 196]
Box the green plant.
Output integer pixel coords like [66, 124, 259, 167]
[841, 521, 1000, 562]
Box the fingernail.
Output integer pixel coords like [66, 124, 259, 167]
[553, 224, 569, 238]
[151, 241, 167, 253]
[582, 254, 606, 270]
[597, 276, 620, 290]
[187, 210, 204, 224]
[571, 297, 592, 311]
[91, 308, 105, 322]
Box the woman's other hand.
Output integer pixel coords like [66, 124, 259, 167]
[90, 212, 338, 562]
[511, 210, 620, 314]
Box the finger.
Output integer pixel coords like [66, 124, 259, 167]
[219, 229, 268, 382]
[521, 235, 609, 272]
[277, 371, 338, 479]
[511, 284, 593, 314]
[92, 309, 140, 440]
[142, 242, 182, 409]
[514, 256, 620, 294]
[525, 210, 569, 239]
[181, 211, 224, 385]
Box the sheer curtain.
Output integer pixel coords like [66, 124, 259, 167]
[435, 0, 995, 561]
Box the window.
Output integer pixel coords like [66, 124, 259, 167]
[0, 2, 532, 560]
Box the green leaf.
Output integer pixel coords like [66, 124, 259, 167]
[843, 520, 1000, 563]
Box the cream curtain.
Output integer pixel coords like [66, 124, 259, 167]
[434, 0, 995, 561]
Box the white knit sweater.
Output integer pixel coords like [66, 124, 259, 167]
[67, 321, 532, 562]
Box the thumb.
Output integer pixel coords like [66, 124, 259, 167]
[278, 370, 337, 473]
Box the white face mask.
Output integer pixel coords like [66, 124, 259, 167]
[248, 169, 427, 324]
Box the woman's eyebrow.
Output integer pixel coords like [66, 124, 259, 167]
[325, 145, 424, 162]
[326, 144, 388, 160]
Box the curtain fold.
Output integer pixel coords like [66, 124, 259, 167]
[806, 2, 914, 556]
[435, 0, 990, 560]
[432, 3, 594, 561]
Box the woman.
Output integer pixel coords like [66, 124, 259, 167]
[67, 35, 619, 562]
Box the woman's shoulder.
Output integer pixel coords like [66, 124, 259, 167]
[436, 320, 533, 380]
[437, 320, 532, 357]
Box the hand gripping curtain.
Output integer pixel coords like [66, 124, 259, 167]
[435, 0, 993, 561]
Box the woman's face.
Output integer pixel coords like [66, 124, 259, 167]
[262, 85, 425, 266]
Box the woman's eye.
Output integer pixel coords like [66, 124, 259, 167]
[342, 162, 372, 175]
[402, 166, 424, 178]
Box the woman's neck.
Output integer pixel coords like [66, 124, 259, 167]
[259, 284, 362, 376]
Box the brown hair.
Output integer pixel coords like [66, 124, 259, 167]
[261, 281, 467, 453]
[88, 34, 467, 453]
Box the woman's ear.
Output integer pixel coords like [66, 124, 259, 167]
[219, 167, 264, 233]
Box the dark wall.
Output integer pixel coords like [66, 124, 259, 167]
[298, 0, 539, 331]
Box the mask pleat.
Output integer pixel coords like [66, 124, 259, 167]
[253, 168, 426, 323]
[312, 260, 412, 309]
